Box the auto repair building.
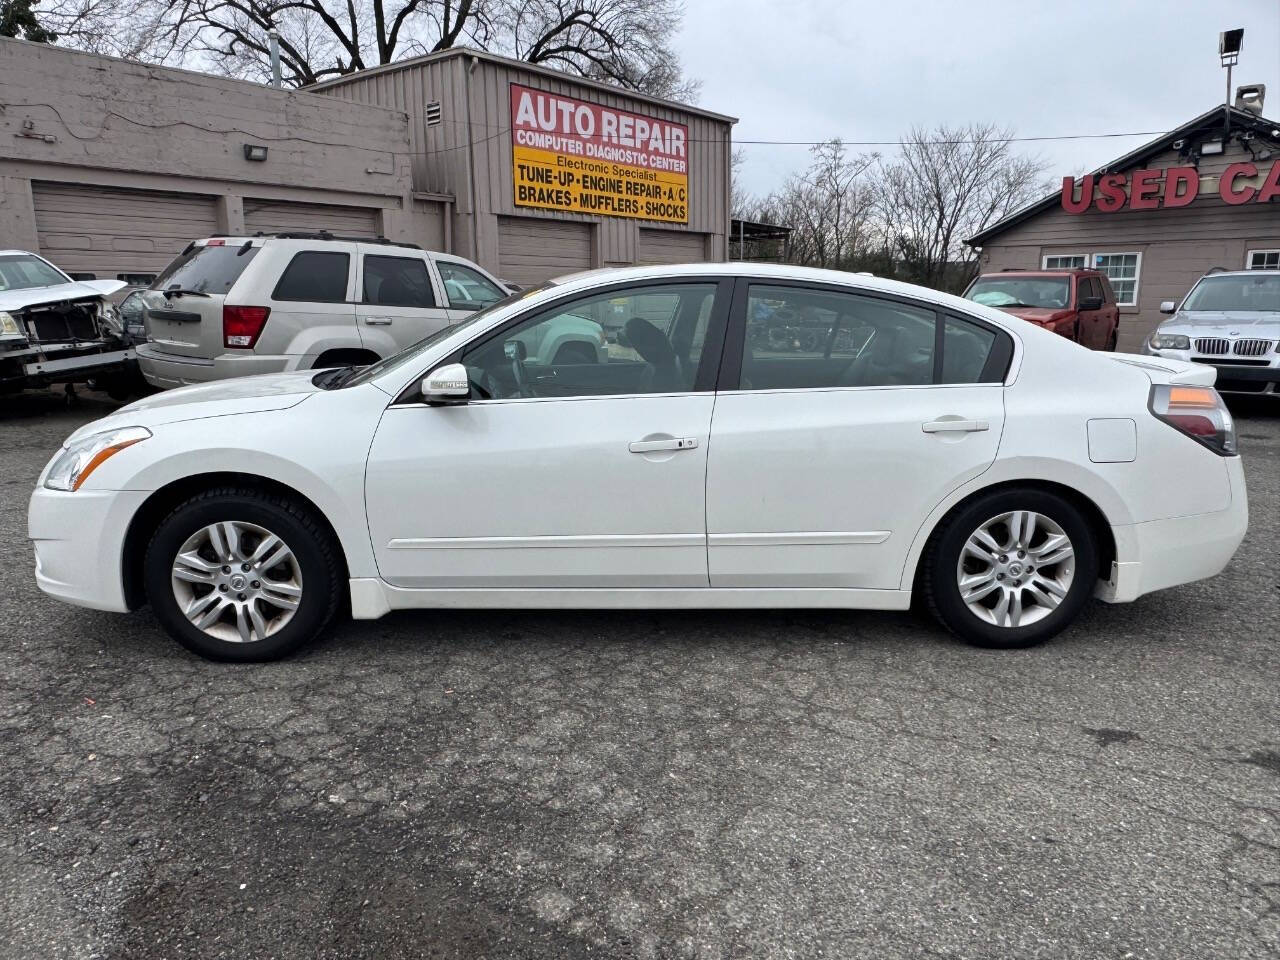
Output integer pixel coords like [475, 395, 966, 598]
[968, 102, 1280, 352]
[0, 38, 733, 287]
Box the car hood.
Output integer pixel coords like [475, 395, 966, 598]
[991, 306, 1069, 324]
[65, 371, 324, 441]
[0, 279, 125, 311]
[1163, 310, 1280, 336]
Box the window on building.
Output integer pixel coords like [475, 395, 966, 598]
[1091, 253, 1140, 306]
[1246, 249, 1280, 270]
[1042, 254, 1087, 270]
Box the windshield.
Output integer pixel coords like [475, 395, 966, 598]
[966, 276, 1070, 309]
[152, 243, 260, 295]
[0, 254, 70, 292]
[1182, 274, 1280, 312]
[335, 284, 554, 389]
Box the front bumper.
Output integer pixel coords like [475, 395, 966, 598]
[29, 485, 149, 613]
[1097, 455, 1248, 603]
[136, 343, 293, 389]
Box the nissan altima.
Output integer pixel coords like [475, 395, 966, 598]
[29, 264, 1248, 661]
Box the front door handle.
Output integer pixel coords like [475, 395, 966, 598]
[366, 316, 393, 325]
[922, 419, 989, 434]
[629, 437, 699, 453]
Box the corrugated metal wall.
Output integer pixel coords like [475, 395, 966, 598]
[313, 53, 732, 276]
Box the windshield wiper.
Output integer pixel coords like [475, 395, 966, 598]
[313, 364, 355, 389]
[162, 286, 211, 299]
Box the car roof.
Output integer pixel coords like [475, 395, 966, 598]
[977, 269, 1096, 277]
[1197, 269, 1280, 278]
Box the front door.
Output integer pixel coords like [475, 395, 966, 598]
[354, 246, 453, 358]
[707, 282, 1009, 590]
[364, 279, 729, 590]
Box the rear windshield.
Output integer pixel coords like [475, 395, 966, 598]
[966, 276, 1070, 309]
[152, 244, 260, 295]
[0, 254, 69, 292]
[1182, 274, 1280, 312]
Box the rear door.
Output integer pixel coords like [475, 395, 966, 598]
[706, 280, 1011, 591]
[354, 246, 452, 358]
[141, 240, 263, 359]
[1076, 276, 1105, 347]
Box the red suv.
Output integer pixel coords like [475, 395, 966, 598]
[963, 268, 1120, 351]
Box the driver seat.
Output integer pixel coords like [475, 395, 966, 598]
[624, 317, 684, 392]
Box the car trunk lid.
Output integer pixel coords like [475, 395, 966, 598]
[1106, 352, 1218, 386]
[142, 240, 262, 360]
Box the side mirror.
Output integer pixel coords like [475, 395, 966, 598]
[421, 362, 470, 403]
[1078, 295, 1104, 311]
[1159, 300, 1177, 314]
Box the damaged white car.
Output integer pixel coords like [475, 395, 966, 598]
[0, 250, 141, 399]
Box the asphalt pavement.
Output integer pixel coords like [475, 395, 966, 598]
[1, 389, 1277, 959]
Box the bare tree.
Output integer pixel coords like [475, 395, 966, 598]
[869, 124, 1047, 292]
[33, 0, 696, 96]
[760, 139, 876, 270]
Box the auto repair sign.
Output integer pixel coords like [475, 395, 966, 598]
[510, 83, 689, 224]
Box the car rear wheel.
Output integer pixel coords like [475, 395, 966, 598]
[924, 489, 1098, 649]
[143, 487, 342, 661]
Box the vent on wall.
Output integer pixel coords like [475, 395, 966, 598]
[425, 101, 443, 126]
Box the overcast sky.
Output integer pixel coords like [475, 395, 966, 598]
[676, 0, 1280, 198]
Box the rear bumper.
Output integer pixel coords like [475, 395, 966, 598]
[28, 486, 148, 613]
[1098, 455, 1248, 603]
[137, 343, 292, 388]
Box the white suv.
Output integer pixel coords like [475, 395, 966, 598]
[136, 234, 513, 388]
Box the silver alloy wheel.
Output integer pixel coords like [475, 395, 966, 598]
[170, 521, 303, 644]
[956, 510, 1075, 629]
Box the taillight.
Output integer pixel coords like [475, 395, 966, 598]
[223, 305, 270, 348]
[1149, 384, 1237, 456]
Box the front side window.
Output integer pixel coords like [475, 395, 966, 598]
[0, 254, 70, 292]
[461, 283, 717, 400]
[437, 260, 505, 309]
[272, 251, 350, 303]
[363, 256, 435, 308]
[1092, 252, 1140, 306]
[741, 285, 935, 390]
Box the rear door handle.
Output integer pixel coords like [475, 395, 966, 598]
[365, 316, 393, 325]
[629, 437, 698, 453]
[922, 419, 989, 434]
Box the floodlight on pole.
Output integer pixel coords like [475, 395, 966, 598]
[1220, 29, 1244, 139]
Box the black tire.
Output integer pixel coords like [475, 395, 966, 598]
[922, 488, 1098, 649]
[143, 487, 343, 662]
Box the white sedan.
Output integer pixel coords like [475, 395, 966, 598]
[28, 264, 1247, 661]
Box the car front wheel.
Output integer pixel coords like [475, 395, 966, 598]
[924, 489, 1098, 649]
[143, 487, 343, 661]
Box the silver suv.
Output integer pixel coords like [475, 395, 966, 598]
[137, 235, 513, 388]
[1144, 269, 1280, 397]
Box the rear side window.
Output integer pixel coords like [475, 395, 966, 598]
[273, 251, 350, 303]
[942, 315, 1004, 383]
[152, 245, 260, 295]
[363, 256, 435, 308]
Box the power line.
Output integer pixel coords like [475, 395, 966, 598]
[734, 131, 1168, 147]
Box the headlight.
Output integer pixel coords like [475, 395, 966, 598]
[1149, 332, 1191, 350]
[44, 426, 151, 492]
[0, 311, 20, 337]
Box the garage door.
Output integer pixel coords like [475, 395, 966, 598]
[32, 182, 218, 284]
[637, 229, 706, 265]
[497, 217, 592, 287]
[243, 199, 381, 237]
